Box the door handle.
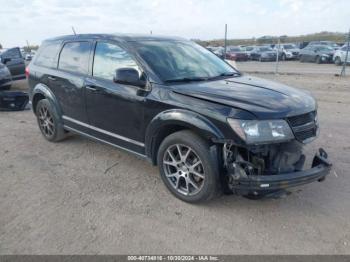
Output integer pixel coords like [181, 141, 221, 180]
[85, 85, 101, 93]
[48, 76, 56, 81]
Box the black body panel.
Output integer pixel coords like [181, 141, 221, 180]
[27, 34, 329, 194]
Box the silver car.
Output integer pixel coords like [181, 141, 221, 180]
[333, 45, 350, 65]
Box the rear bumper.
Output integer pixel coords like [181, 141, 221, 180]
[229, 148, 331, 191]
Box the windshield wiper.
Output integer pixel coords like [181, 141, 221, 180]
[164, 77, 209, 83]
[208, 72, 241, 80]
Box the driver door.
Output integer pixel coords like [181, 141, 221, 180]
[85, 41, 146, 154]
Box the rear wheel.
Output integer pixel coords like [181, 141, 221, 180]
[36, 99, 67, 142]
[157, 130, 220, 203]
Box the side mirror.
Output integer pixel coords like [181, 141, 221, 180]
[114, 68, 146, 88]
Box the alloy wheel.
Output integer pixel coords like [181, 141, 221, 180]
[38, 105, 55, 137]
[163, 144, 205, 196]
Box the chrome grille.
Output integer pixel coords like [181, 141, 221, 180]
[287, 111, 318, 143]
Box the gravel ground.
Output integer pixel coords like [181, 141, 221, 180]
[0, 73, 350, 254]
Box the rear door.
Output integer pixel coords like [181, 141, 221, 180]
[53, 41, 93, 123]
[0, 48, 25, 79]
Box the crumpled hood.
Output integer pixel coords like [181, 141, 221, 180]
[172, 75, 316, 119]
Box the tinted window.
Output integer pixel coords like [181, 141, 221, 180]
[35, 42, 61, 68]
[58, 42, 91, 74]
[93, 42, 140, 81]
[2, 48, 21, 59]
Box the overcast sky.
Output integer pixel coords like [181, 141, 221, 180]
[1, 0, 349, 47]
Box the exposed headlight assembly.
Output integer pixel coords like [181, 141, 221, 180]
[227, 119, 294, 144]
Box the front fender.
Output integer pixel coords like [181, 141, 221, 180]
[145, 109, 224, 163]
[31, 83, 62, 115]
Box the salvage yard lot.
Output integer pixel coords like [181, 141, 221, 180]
[1, 63, 350, 254]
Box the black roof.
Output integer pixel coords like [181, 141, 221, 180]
[45, 33, 186, 43]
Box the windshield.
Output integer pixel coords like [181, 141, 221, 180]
[283, 44, 296, 49]
[132, 41, 238, 82]
[259, 47, 273, 52]
[318, 46, 334, 51]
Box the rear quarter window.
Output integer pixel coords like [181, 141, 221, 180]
[2, 48, 21, 59]
[34, 42, 61, 68]
[58, 42, 91, 74]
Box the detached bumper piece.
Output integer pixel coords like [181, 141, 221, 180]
[0, 91, 29, 111]
[229, 148, 331, 192]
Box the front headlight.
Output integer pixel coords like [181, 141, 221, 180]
[227, 119, 294, 144]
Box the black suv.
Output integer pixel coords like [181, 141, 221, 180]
[27, 34, 331, 202]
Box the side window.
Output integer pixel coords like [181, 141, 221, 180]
[3, 48, 21, 59]
[58, 42, 91, 74]
[34, 42, 61, 68]
[93, 42, 141, 81]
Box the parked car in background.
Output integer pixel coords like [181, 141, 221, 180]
[333, 45, 350, 65]
[0, 62, 12, 90]
[277, 43, 300, 60]
[307, 41, 339, 50]
[250, 46, 277, 61]
[242, 46, 255, 59]
[0, 47, 26, 80]
[208, 46, 225, 59]
[226, 46, 248, 61]
[299, 45, 335, 63]
[28, 34, 330, 202]
[25, 51, 36, 61]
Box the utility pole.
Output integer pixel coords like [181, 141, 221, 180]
[341, 28, 350, 77]
[224, 24, 227, 60]
[26, 40, 30, 51]
[71, 26, 77, 35]
[275, 37, 280, 74]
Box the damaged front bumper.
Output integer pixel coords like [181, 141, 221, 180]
[228, 148, 332, 192]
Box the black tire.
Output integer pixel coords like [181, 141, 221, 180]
[335, 57, 342, 66]
[35, 99, 66, 142]
[157, 130, 220, 203]
[315, 56, 321, 64]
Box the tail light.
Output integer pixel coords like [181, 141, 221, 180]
[25, 67, 29, 78]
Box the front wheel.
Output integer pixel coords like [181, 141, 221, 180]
[157, 130, 220, 203]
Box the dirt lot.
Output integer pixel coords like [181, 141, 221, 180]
[1, 68, 350, 254]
